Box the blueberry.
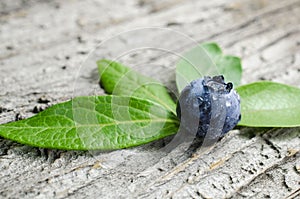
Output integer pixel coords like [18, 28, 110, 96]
[176, 75, 241, 140]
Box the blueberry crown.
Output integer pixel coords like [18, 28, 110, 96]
[203, 75, 233, 94]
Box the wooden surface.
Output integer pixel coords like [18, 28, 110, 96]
[0, 0, 300, 198]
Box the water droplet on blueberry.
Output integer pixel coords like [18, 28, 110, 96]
[226, 101, 231, 107]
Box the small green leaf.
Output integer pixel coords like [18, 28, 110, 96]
[176, 42, 242, 92]
[0, 96, 179, 150]
[237, 81, 300, 127]
[98, 59, 176, 114]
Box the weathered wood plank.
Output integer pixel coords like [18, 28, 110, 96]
[0, 0, 299, 198]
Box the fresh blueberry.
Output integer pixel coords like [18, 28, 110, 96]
[176, 75, 241, 140]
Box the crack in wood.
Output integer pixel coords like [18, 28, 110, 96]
[229, 151, 300, 198]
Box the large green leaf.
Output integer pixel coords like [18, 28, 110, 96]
[176, 42, 242, 92]
[98, 59, 176, 114]
[0, 96, 179, 150]
[237, 81, 300, 127]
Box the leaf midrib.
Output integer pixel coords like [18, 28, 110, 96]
[1, 118, 179, 129]
[112, 67, 176, 114]
[243, 105, 300, 113]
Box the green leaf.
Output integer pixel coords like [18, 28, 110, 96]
[237, 81, 300, 127]
[176, 42, 242, 92]
[0, 96, 179, 150]
[98, 59, 176, 115]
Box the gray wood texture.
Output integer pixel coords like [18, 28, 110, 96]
[0, 0, 299, 198]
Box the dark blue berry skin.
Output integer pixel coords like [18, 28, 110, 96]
[176, 75, 241, 139]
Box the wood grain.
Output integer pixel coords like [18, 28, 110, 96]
[0, 0, 299, 198]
